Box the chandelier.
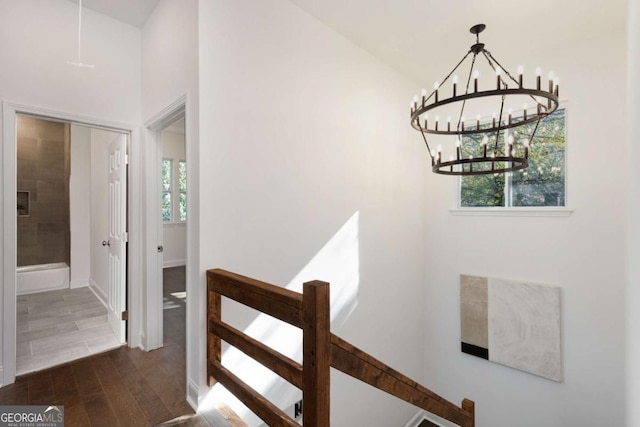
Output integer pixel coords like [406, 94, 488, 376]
[410, 24, 559, 175]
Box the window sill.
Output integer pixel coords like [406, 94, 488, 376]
[450, 207, 573, 217]
[163, 221, 187, 226]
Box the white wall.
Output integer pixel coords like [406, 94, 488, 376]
[70, 124, 92, 288]
[421, 30, 627, 427]
[142, 0, 199, 399]
[198, 1, 426, 426]
[627, 0, 640, 425]
[90, 129, 121, 302]
[0, 0, 141, 381]
[162, 127, 187, 268]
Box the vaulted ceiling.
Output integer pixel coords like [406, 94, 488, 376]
[288, 0, 627, 82]
[69, 0, 627, 83]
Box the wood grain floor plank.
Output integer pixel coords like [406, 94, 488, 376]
[82, 392, 120, 427]
[27, 371, 55, 405]
[61, 400, 92, 427]
[71, 358, 103, 397]
[50, 364, 83, 408]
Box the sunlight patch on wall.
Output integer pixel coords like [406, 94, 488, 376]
[200, 211, 360, 426]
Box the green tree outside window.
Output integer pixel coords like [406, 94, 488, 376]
[460, 108, 566, 207]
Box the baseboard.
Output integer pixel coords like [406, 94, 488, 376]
[187, 379, 199, 411]
[89, 279, 108, 308]
[70, 280, 89, 289]
[163, 259, 186, 268]
[404, 410, 445, 427]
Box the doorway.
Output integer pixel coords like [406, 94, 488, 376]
[159, 116, 187, 354]
[2, 102, 141, 387]
[14, 116, 128, 375]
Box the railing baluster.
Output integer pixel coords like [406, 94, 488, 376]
[207, 274, 221, 387]
[303, 280, 331, 427]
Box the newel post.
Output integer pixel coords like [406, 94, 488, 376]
[302, 280, 331, 427]
[207, 272, 221, 386]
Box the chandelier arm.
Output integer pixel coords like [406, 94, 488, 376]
[455, 53, 478, 162]
[494, 94, 507, 155]
[425, 51, 473, 105]
[417, 121, 433, 156]
[484, 50, 545, 108]
[527, 117, 542, 148]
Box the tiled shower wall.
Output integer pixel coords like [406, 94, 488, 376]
[17, 116, 71, 267]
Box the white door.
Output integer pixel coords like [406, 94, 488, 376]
[108, 135, 127, 343]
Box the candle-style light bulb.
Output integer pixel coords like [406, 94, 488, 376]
[482, 135, 488, 145]
[473, 69, 479, 92]
[517, 65, 524, 87]
[452, 75, 458, 96]
[548, 71, 555, 80]
[473, 70, 480, 79]
[536, 67, 542, 76]
[421, 88, 427, 97]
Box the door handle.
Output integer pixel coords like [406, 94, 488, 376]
[102, 240, 110, 247]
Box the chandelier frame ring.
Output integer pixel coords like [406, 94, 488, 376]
[411, 88, 559, 135]
[433, 156, 529, 176]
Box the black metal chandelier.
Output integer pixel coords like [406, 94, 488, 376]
[410, 24, 559, 176]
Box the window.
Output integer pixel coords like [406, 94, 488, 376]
[162, 159, 172, 221]
[178, 160, 187, 222]
[460, 108, 566, 207]
[162, 158, 187, 222]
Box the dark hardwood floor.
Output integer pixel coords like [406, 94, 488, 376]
[0, 266, 210, 426]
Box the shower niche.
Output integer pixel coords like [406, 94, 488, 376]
[17, 191, 30, 217]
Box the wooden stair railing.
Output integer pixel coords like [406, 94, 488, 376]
[207, 269, 475, 427]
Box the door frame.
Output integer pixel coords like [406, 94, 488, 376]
[143, 95, 186, 352]
[1, 101, 142, 386]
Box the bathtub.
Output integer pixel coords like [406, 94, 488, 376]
[17, 262, 70, 295]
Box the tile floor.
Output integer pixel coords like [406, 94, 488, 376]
[16, 287, 121, 375]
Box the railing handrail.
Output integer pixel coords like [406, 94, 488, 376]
[207, 268, 475, 427]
